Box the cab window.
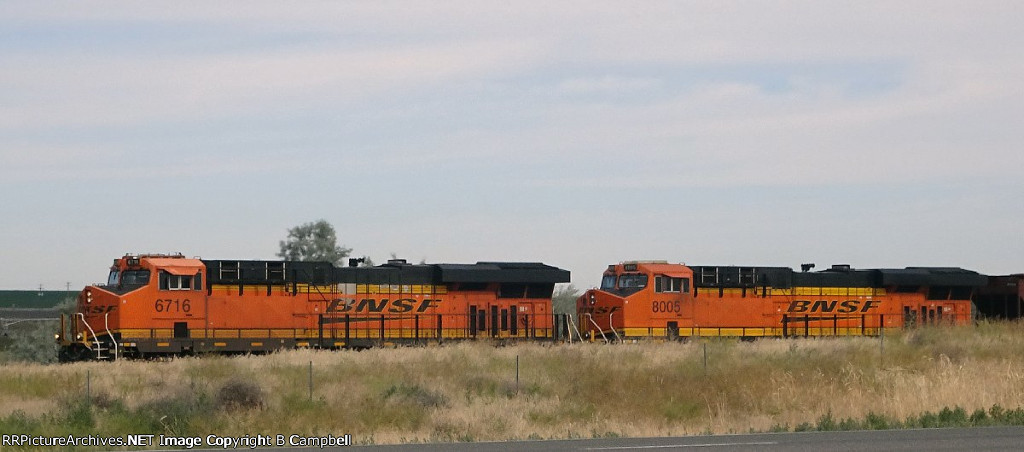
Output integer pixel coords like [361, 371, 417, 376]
[618, 274, 648, 289]
[159, 271, 202, 291]
[122, 270, 151, 285]
[601, 275, 617, 290]
[655, 276, 689, 293]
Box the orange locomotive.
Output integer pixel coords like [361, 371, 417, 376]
[577, 261, 987, 340]
[57, 254, 570, 361]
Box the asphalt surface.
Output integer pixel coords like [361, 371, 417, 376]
[335, 427, 1024, 452]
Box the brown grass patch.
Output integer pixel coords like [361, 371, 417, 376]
[3, 322, 1024, 445]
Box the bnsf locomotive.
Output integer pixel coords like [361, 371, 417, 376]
[57, 254, 569, 361]
[578, 261, 995, 340]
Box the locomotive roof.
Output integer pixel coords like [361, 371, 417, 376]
[201, 259, 569, 286]
[689, 264, 987, 288]
[437, 262, 570, 284]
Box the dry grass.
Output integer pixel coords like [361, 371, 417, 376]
[4, 321, 1024, 447]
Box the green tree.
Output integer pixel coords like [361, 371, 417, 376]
[277, 219, 352, 266]
[552, 284, 581, 316]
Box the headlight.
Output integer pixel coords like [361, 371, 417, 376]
[76, 333, 83, 340]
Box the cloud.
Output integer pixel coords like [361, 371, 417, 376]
[1, 2, 1023, 288]
[0, 40, 545, 131]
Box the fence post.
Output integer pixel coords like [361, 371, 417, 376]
[437, 314, 443, 345]
[880, 325, 885, 365]
[515, 355, 520, 395]
[703, 342, 707, 375]
[308, 361, 313, 401]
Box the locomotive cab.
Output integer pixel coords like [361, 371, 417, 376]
[578, 261, 693, 341]
[57, 253, 204, 361]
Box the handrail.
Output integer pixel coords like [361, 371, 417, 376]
[104, 312, 118, 361]
[608, 312, 622, 343]
[585, 313, 609, 343]
[76, 313, 101, 358]
[567, 315, 583, 344]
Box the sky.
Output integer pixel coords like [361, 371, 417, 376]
[1, 1, 1022, 290]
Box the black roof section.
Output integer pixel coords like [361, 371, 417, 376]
[691, 264, 986, 289]
[202, 259, 569, 286]
[438, 262, 570, 284]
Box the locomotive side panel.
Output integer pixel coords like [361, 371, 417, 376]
[579, 261, 985, 341]
[59, 255, 569, 360]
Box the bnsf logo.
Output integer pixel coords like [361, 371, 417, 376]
[787, 299, 880, 314]
[580, 306, 619, 315]
[327, 298, 439, 314]
[81, 306, 116, 315]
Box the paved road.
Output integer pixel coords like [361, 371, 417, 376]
[337, 427, 1024, 452]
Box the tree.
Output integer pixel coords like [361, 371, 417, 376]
[552, 284, 581, 316]
[277, 219, 352, 266]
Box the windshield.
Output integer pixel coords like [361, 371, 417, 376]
[618, 274, 648, 289]
[107, 269, 120, 286]
[601, 275, 617, 290]
[122, 270, 151, 285]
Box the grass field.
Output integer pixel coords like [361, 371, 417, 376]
[4, 322, 1024, 449]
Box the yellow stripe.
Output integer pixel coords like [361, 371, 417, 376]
[120, 329, 153, 339]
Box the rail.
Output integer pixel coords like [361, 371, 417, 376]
[585, 313, 609, 343]
[567, 315, 583, 343]
[76, 313, 101, 359]
[590, 312, 973, 340]
[104, 312, 118, 361]
[608, 312, 622, 342]
[116, 313, 572, 344]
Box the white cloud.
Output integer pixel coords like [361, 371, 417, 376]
[0, 39, 545, 130]
[1, 1, 1023, 288]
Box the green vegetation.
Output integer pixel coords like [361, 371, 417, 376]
[0, 297, 73, 364]
[3, 322, 1024, 449]
[0, 290, 72, 309]
[773, 404, 1024, 432]
[276, 219, 352, 265]
[551, 283, 580, 315]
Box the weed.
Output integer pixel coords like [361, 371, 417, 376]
[216, 379, 265, 411]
